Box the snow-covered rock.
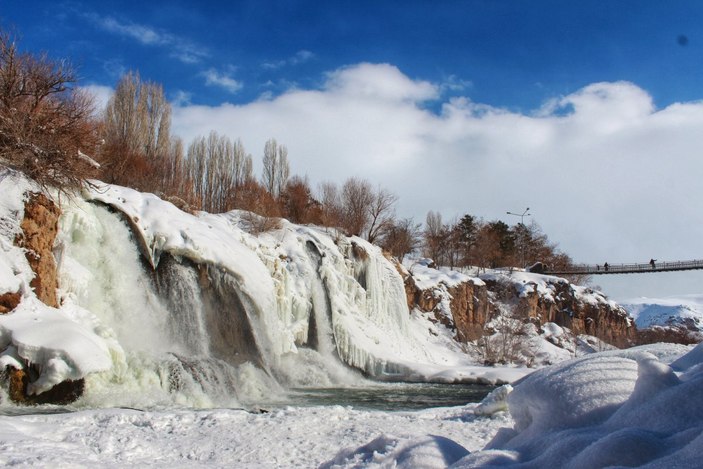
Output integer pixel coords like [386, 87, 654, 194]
[482, 270, 635, 347]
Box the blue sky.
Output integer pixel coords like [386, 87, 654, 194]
[4, 1, 701, 110]
[3, 1, 703, 300]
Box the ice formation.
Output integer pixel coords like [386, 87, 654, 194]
[1, 176, 521, 408]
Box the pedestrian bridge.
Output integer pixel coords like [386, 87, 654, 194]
[545, 259, 703, 275]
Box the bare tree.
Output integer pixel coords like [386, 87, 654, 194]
[318, 181, 343, 229]
[281, 175, 322, 224]
[103, 72, 171, 160]
[232, 138, 253, 188]
[424, 210, 444, 262]
[340, 177, 374, 237]
[100, 71, 177, 192]
[185, 131, 253, 213]
[0, 30, 100, 190]
[381, 218, 422, 262]
[366, 186, 397, 244]
[261, 138, 289, 198]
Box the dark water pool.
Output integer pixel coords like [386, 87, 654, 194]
[282, 382, 495, 411]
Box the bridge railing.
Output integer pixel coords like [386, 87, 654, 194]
[545, 259, 703, 275]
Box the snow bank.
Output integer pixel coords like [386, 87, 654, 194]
[473, 384, 512, 416]
[481, 269, 621, 311]
[405, 259, 484, 291]
[322, 343, 702, 468]
[0, 169, 35, 298]
[320, 434, 470, 469]
[0, 401, 511, 468]
[450, 342, 703, 467]
[0, 298, 112, 395]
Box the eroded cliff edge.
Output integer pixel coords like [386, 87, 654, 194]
[400, 261, 636, 349]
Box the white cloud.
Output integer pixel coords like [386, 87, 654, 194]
[99, 17, 165, 45]
[80, 84, 113, 114]
[202, 69, 243, 94]
[86, 14, 208, 64]
[439, 74, 473, 93]
[324, 63, 438, 102]
[171, 64, 703, 298]
[262, 50, 316, 70]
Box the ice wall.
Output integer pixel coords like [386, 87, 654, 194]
[55, 197, 281, 408]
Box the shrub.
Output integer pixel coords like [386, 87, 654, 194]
[0, 30, 100, 190]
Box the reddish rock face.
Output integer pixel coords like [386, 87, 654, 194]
[399, 257, 635, 349]
[402, 273, 489, 343]
[0, 290, 21, 314]
[7, 366, 84, 405]
[4, 191, 82, 405]
[15, 192, 61, 308]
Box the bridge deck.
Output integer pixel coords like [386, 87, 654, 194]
[545, 259, 703, 275]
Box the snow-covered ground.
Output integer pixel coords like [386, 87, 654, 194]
[0, 342, 699, 468]
[0, 401, 508, 468]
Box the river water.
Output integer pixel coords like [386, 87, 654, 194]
[280, 383, 495, 411]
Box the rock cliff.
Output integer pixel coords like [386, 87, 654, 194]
[402, 262, 636, 349]
[403, 272, 489, 342]
[15, 192, 60, 308]
[2, 190, 85, 404]
[482, 272, 635, 348]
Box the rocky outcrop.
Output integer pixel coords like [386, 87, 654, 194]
[3, 191, 82, 404]
[483, 275, 636, 348]
[403, 273, 489, 342]
[5, 366, 85, 405]
[0, 290, 21, 314]
[447, 281, 490, 342]
[15, 192, 60, 308]
[400, 260, 635, 349]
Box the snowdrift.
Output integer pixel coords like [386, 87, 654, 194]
[323, 342, 703, 468]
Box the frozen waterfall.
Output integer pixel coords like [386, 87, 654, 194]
[45, 183, 474, 408]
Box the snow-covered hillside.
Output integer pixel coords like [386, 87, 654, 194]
[622, 295, 703, 330]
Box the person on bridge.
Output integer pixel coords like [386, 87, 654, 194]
[650, 258, 657, 269]
[604, 262, 609, 271]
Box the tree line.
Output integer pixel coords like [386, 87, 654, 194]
[0, 29, 577, 273]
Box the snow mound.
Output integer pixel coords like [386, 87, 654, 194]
[323, 343, 702, 468]
[473, 384, 512, 416]
[0, 297, 112, 395]
[320, 433, 469, 469]
[451, 343, 703, 467]
[405, 259, 484, 291]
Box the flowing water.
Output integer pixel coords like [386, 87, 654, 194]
[280, 383, 495, 411]
[0, 382, 494, 415]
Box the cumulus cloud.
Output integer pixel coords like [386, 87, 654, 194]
[171, 63, 703, 295]
[324, 63, 438, 102]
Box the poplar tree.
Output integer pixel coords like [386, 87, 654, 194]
[261, 138, 289, 198]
